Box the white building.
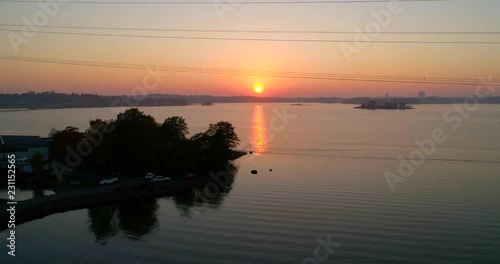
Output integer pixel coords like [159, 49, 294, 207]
[0, 135, 50, 173]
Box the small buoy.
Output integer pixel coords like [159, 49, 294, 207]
[269, 169, 273, 172]
[249, 151, 254, 154]
[251, 170, 258, 174]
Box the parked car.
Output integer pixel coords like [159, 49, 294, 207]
[99, 177, 119, 185]
[145, 172, 156, 180]
[152, 176, 170, 182]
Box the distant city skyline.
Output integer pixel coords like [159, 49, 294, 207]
[1, 0, 499, 97]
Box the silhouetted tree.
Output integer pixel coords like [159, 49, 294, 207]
[205, 121, 240, 152]
[191, 132, 211, 152]
[112, 108, 158, 174]
[158, 116, 189, 144]
[84, 119, 116, 172]
[49, 126, 85, 159]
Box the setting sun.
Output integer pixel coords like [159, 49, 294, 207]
[254, 84, 263, 94]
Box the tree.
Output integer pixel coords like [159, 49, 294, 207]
[191, 132, 211, 152]
[30, 151, 46, 179]
[205, 121, 240, 151]
[112, 108, 158, 173]
[49, 126, 85, 159]
[84, 119, 116, 171]
[159, 116, 189, 144]
[86, 119, 115, 136]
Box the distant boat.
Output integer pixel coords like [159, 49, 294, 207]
[201, 102, 213, 106]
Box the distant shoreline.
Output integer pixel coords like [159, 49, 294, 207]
[2, 101, 500, 111]
[1, 92, 500, 110]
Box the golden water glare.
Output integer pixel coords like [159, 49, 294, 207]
[250, 105, 268, 155]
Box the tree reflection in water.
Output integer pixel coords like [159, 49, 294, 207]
[117, 198, 159, 240]
[87, 206, 119, 245]
[87, 198, 158, 244]
[87, 162, 238, 243]
[174, 162, 238, 222]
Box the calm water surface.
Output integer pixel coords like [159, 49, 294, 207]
[1, 103, 499, 263]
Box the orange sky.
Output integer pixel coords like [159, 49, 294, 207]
[1, 1, 499, 97]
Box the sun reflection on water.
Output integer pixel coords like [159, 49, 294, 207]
[250, 105, 268, 155]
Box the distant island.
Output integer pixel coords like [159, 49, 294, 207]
[1, 91, 500, 109]
[342, 96, 500, 105]
[355, 100, 414, 110]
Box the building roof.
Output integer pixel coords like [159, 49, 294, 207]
[0, 135, 50, 149]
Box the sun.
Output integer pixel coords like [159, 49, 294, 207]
[254, 84, 264, 94]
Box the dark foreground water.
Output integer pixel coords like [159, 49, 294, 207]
[1, 104, 500, 263]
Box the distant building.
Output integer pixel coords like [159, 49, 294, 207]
[385, 93, 390, 98]
[418, 91, 426, 98]
[0, 135, 50, 173]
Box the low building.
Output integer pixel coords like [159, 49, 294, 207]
[0, 135, 50, 173]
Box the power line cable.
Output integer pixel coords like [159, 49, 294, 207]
[1, 23, 499, 35]
[1, 29, 499, 44]
[2, 55, 498, 86]
[0, 0, 456, 5]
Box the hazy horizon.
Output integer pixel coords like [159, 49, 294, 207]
[2, 90, 499, 99]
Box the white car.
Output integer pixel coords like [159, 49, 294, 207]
[152, 176, 170, 182]
[99, 177, 119, 185]
[145, 172, 156, 180]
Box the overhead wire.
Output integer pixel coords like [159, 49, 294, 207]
[1, 55, 498, 86]
[0, 0, 457, 5]
[1, 29, 499, 44]
[1, 23, 499, 35]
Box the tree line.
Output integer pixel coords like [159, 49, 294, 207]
[49, 108, 240, 177]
